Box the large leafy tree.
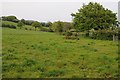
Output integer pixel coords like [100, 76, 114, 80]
[71, 2, 117, 31]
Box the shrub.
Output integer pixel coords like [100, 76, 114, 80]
[69, 29, 76, 32]
[22, 59, 36, 67]
[65, 31, 72, 36]
[23, 25, 35, 30]
[64, 36, 79, 40]
[17, 21, 24, 29]
[64, 31, 79, 40]
[2, 21, 17, 29]
[40, 27, 50, 32]
[51, 21, 63, 33]
[42, 69, 65, 77]
[2, 23, 16, 29]
[61, 32, 66, 35]
[2, 16, 19, 23]
[72, 32, 79, 36]
[32, 21, 41, 29]
[86, 30, 118, 40]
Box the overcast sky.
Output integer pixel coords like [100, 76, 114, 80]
[1, 0, 119, 22]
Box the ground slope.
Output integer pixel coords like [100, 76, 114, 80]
[2, 28, 118, 78]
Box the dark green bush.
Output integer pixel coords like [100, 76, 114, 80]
[2, 16, 19, 23]
[40, 27, 50, 32]
[64, 31, 79, 40]
[22, 59, 36, 67]
[42, 69, 65, 77]
[2, 23, 16, 29]
[62, 32, 66, 35]
[65, 31, 72, 36]
[86, 30, 118, 40]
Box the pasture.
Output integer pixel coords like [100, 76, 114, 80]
[2, 28, 119, 78]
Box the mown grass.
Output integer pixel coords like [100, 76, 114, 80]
[2, 28, 119, 78]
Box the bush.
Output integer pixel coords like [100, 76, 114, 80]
[62, 32, 66, 35]
[64, 36, 75, 40]
[32, 21, 41, 29]
[22, 59, 36, 67]
[23, 25, 35, 30]
[17, 21, 24, 29]
[72, 32, 79, 36]
[2, 16, 19, 23]
[41, 69, 65, 77]
[69, 29, 76, 32]
[86, 30, 118, 40]
[2, 23, 16, 29]
[65, 31, 72, 36]
[64, 31, 79, 40]
[40, 27, 50, 32]
[51, 21, 63, 33]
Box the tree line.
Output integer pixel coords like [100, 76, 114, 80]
[1, 2, 119, 41]
[1, 15, 73, 31]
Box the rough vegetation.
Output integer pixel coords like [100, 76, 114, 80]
[2, 28, 119, 78]
[1, 2, 119, 78]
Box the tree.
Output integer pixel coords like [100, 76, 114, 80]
[51, 21, 63, 33]
[41, 21, 52, 27]
[62, 22, 73, 32]
[32, 21, 41, 30]
[2, 16, 19, 23]
[71, 2, 117, 31]
[46, 21, 53, 32]
[40, 22, 46, 27]
[21, 19, 25, 24]
[25, 20, 35, 25]
[17, 21, 24, 29]
[46, 21, 52, 27]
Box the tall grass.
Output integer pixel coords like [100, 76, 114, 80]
[2, 28, 118, 78]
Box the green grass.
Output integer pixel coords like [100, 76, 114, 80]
[2, 28, 119, 78]
[2, 21, 17, 26]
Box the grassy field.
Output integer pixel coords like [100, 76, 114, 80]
[2, 21, 35, 30]
[2, 28, 119, 78]
[2, 21, 18, 26]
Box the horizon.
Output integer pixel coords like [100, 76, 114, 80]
[1, 1, 118, 22]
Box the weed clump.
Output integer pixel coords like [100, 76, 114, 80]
[41, 69, 65, 77]
[22, 59, 36, 67]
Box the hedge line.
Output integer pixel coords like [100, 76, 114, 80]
[2, 23, 16, 29]
[86, 30, 119, 40]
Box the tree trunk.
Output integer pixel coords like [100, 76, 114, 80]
[113, 34, 115, 41]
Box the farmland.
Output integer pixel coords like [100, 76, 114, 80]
[2, 28, 119, 78]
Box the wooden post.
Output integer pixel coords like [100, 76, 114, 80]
[113, 34, 115, 41]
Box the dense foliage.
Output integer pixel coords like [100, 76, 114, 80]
[2, 21, 17, 29]
[1, 2, 119, 41]
[71, 2, 117, 31]
[17, 21, 24, 29]
[21, 19, 35, 25]
[88, 29, 118, 40]
[51, 21, 63, 33]
[32, 21, 41, 29]
[2, 16, 19, 23]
